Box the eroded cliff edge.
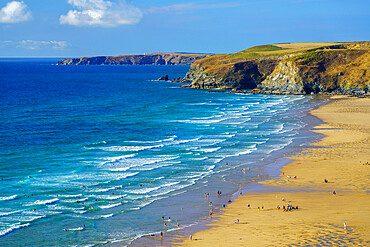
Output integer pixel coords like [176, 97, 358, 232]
[184, 42, 370, 94]
[58, 52, 211, 66]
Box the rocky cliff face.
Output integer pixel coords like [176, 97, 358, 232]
[58, 53, 211, 66]
[259, 49, 369, 94]
[185, 57, 281, 89]
[184, 42, 370, 95]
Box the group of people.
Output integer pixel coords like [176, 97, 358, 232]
[276, 204, 299, 211]
[159, 216, 181, 240]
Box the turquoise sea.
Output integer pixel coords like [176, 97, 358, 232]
[0, 58, 324, 246]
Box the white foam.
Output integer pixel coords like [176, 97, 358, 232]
[190, 157, 208, 161]
[101, 144, 164, 152]
[91, 140, 106, 145]
[103, 195, 126, 200]
[196, 138, 227, 146]
[0, 195, 17, 201]
[234, 148, 257, 156]
[213, 157, 225, 164]
[197, 147, 221, 153]
[77, 197, 89, 202]
[0, 223, 30, 237]
[74, 210, 87, 214]
[67, 226, 85, 231]
[115, 172, 139, 179]
[100, 202, 122, 209]
[103, 154, 137, 164]
[108, 167, 130, 172]
[29, 198, 59, 206]
[0, 210, 21, 217]
[127, 186, 161, 195]
[170, 137, 201, 145]
[101, 213, 114, 218]
[125, 136, 178, 144]
[94, 186, 117, 192]
[188, 117, 229, 124]
[108, 156, 179, 172]
[60, 194, 82, 198]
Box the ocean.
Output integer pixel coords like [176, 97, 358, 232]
[0, 58, 324, 246]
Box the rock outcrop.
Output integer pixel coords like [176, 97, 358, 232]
[184, 42, 370, 95]
[58, 53, 211, 66]
[185, 57, 281, 89]
[157, 75, 169, 81]
[155, 75, 190, 83]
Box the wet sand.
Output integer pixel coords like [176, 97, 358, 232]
[177, 96, 370, 246]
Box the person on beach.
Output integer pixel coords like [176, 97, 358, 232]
[333, 191, 336, 195]
[160, 231, 163, 239]
[324, 179, 328, 183]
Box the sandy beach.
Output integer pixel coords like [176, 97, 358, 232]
[177, 96, 370, 246]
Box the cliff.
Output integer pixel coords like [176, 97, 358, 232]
[184, 42, 370, 94]
[58, 52, 211, 66]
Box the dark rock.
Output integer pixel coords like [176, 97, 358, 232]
[157, 75, 169, 81]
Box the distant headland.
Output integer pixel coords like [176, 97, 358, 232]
[57, 52, 212, 66]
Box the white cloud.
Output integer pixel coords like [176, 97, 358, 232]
[60, 0, 142, 27]
[0, 1, 31, 23]
[0, 40, 68, 50]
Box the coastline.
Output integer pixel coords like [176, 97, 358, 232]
[172, 95, 370, 246]
[128, 96, 327, 246]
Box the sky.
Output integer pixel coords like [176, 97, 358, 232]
[0, 0, 369, 57]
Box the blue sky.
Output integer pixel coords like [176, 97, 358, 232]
[0, 0, 369, 57]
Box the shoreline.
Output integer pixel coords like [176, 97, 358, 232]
[172, 95, 370, 246]
[128, 96, 328, 246]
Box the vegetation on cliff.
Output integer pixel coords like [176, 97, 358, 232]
[185, 42, 369, 94]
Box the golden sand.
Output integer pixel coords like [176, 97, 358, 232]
[178, 96, 370, 246]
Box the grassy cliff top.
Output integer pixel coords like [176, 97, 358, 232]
[192, 42, 370, 75]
